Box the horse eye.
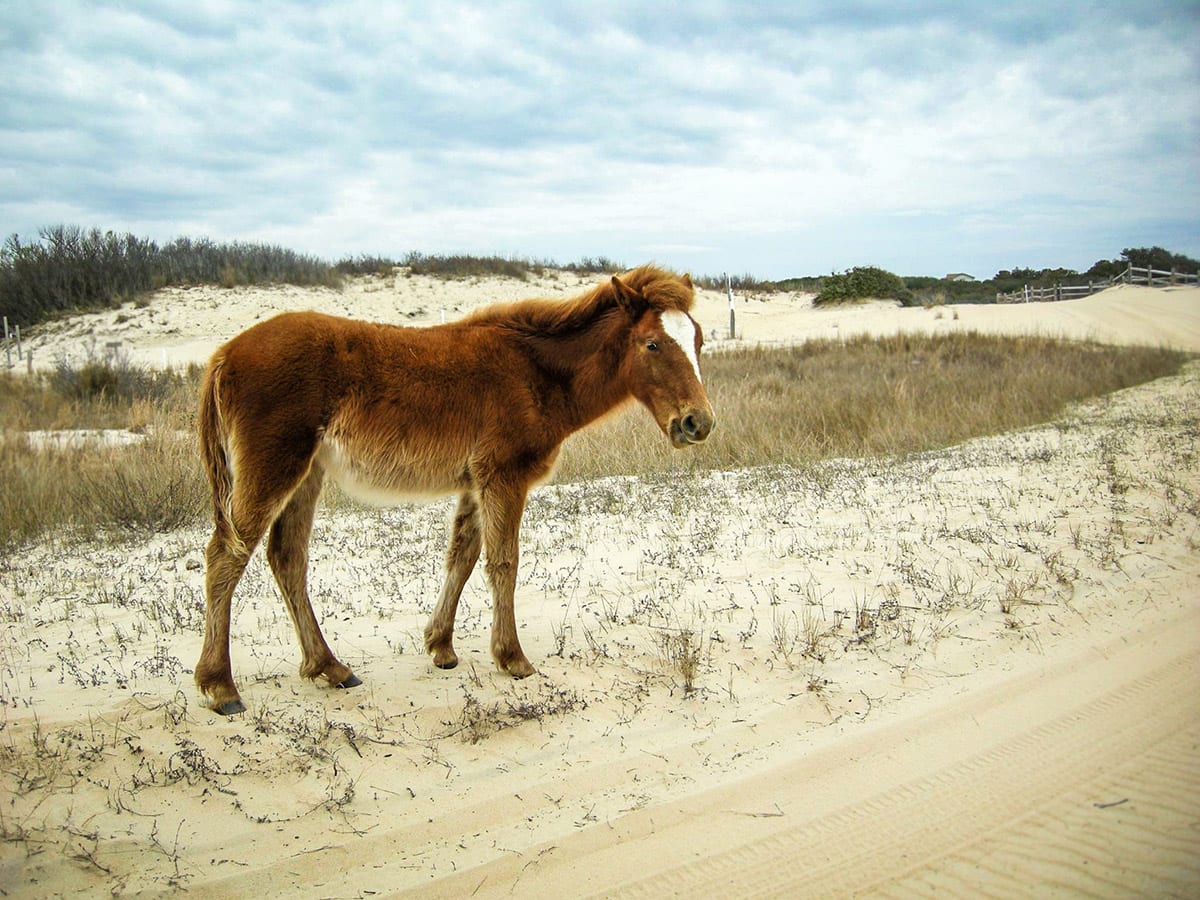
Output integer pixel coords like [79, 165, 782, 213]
[646, 340, 659, 352]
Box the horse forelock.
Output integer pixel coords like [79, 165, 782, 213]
[617, 264, 695, 315]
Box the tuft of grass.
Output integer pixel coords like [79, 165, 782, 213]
[659, 628, 705, 696]
[454, 684, 587, 743]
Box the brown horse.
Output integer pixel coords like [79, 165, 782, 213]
[194, 265, 714, 714]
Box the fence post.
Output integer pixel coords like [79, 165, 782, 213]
[726, 274, 736, 340]
[3, 316, 9, 368]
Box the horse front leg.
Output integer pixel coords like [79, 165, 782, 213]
[480, 479, 536, 678]
[425, 492, 482, 670]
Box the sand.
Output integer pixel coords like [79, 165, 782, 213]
[2, 274, 1198, 897]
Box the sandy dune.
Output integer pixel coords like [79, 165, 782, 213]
[21, 273, 1200, 372]
[2, 275, 1198, 897]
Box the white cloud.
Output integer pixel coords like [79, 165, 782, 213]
[1, 1, 1196, 278]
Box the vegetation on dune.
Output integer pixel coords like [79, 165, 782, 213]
[0, 225, 627, 330]
[1, 225, 1194, 548]
[810, 247, 1200, 307]
[814, 266, 913, 306]
[398, 252, 621, 280]
[0, 225, 341, 329]
[1, 333, 1189, 551]
[2, 223, 1196, 328]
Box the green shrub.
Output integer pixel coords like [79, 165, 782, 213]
[815, 266, 913, 306]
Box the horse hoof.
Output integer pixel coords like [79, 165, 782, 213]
[215, 699, 246, 716]
[336, 674, 363, 689]
[505, 660, 537, 679]
[434, 659, 458, 670]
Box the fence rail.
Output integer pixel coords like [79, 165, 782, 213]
[996, 265, 1200, 303]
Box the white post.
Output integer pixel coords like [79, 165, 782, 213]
[726, 274, 736, 339]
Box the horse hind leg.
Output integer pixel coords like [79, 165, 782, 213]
[196, 530, 255, 714]
[267, 464, 361, 690]
[196, 439, 331, 714]
[425, 492, 483, 669]
[195, 501, 275, 716]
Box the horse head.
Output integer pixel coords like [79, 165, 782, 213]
[612, 271, 715, 449]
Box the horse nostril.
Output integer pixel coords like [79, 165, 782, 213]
[682, 414, 699, 438]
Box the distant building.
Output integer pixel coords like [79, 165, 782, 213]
[944, 273, 976, 282]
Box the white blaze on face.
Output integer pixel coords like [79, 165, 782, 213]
[659, 310, 702, 383]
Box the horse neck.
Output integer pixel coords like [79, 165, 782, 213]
[524, 310, 635, 433]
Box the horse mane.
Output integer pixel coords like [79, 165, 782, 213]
[462, 264, 694, 336]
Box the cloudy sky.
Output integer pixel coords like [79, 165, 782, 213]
[2, 2, 1197, 280]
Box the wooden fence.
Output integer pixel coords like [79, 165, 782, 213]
[997, 265, 1200, 303]
[3, 316, 32, 371]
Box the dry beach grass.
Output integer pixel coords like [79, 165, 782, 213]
[1, 274, 1199, 896]
[0, 330, 1186, 548]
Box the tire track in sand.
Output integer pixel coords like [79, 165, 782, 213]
[429, 603, 1199, 898]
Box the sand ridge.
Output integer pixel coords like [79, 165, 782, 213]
[20, 274, 1200, 373]
[2, 275, 1198, 897]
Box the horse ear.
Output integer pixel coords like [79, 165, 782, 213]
[611, 275, 647, 317]
[682, 273, 693, 289]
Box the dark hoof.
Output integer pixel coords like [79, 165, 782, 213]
[215, 699, 246, 716]
[336, 674, 363, 689]
[434, 659, 458, 670]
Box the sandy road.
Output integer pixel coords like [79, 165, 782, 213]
[419, 600, 1200, 898]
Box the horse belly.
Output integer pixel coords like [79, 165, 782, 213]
[316, 435, 471, 506]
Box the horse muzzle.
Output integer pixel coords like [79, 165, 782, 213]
[669, 408, 715, 448]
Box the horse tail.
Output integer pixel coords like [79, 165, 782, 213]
[198, 355, 247, 558]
